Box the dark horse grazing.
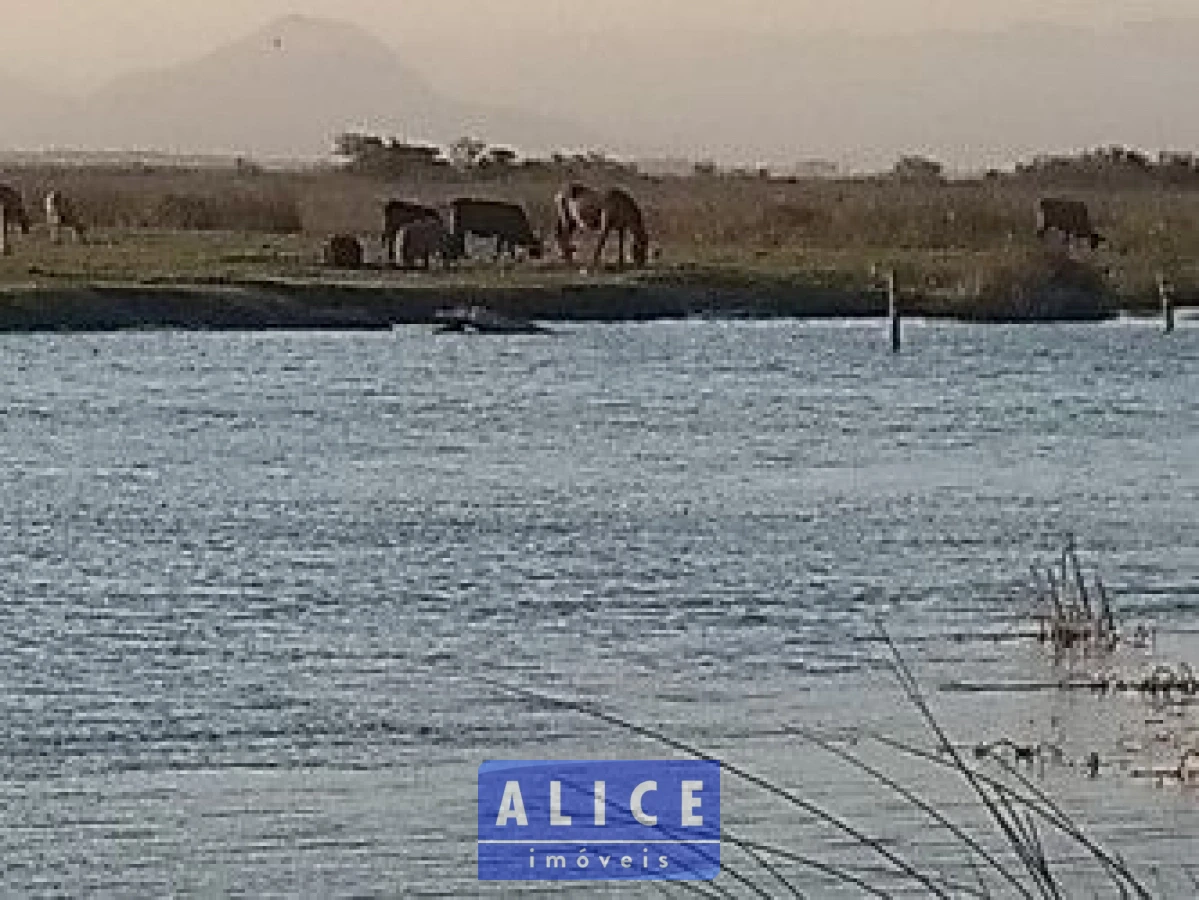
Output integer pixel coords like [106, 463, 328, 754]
[0, 183, 32, 236]
[382, 199, 441, 265]
[448, 199, 542, 260]
[554, 183, 649, 269]
[399, 218, 458, 270]
[1036, 198, 1103, 250]
[323, 233, 364, 269]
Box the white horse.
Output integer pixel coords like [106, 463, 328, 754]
[45, 190, 87, 244]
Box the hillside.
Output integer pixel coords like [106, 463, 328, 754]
[2, 15, 596, 159]
[5, 16, 1199, 169]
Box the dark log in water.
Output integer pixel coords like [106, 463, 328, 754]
[433, 305, 553, 335]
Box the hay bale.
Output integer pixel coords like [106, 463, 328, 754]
[323, 233, 364, 269]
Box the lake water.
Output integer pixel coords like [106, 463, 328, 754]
[1, 320, 1196, 897]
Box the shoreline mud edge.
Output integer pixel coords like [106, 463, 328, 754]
[0, 276, 1147, 332]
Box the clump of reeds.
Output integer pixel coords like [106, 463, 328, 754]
[479, 622, 1155, 898]
[969, 248, 1116, 320]
[1031, 535, 1120, 654]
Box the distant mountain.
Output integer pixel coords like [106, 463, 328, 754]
[5, 15, 597, 159]
[6, 16, 1199, 170]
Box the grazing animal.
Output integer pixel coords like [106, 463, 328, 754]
[323, 233, 364, 269]
[448, 198, 542, 260]
[1179, 749, 1199, 785]
[399, 217, 456, 270]
[1036, 198, 1103, 249]
[383, 199, 441, 265]
[0, 183, 32, 236]
[45, 190, 87, 244]
[554, 183, 649, 269]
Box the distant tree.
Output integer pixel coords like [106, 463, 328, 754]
[483, 146, 519, 169]
[449, 136, 488, 170]
[335, 132, 385, 160]
[1158, 150, 1198, 170]
[579, 150, 638, 175]
[334, 133, 448, 177]
[1012, 145, 1196, 187]
[1090, 145, 1150, 169]
[1157, 151, 1199, 184]
[385, 141, 444, 169]
[892, 155, 945, 183]
[469, 146, 521, 176]
[234, 156, 263, 175]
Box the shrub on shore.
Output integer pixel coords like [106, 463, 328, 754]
[967, 249, 1116, 320]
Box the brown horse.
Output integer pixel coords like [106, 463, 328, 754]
[554, 183, 648, 268]
[0, 183, 32, 236]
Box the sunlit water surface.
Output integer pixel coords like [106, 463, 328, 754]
[1, 320, 1196, 897]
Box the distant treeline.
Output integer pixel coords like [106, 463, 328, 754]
[887, 147, 1199, 187]
[333, 133, 638, 181]
[6, 137, 1197, 189]
[1004, 146, 1199, 187]
[334, 133, 1199, 188]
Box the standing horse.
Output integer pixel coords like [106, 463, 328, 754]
[554, 183, 649, 269]
[399, 217, 457, 270]
[448, 198, 542, 261]
[1036, 198, 1102, 250]
[0, 183, 32, 236]
[382, 200, 441, 266]
[45, 190, 87, 244]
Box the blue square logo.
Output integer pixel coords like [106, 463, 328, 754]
[478, 759, 721, 881]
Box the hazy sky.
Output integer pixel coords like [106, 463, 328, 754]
[4, 0, 1197, 91]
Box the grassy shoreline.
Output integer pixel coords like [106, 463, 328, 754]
[2, 156, 1197, 331]
[0, 216, 1183, 331]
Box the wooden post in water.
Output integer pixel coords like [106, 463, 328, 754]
[0, 203, 7, 256]
[887, 269, 901, 353]
[1158, 273, 1175, 334]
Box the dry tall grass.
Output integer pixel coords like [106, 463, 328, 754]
[2, 162, 1197, 305]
